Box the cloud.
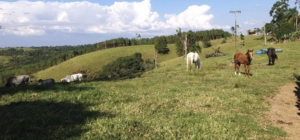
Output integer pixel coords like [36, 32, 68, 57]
[0, 0, 229, 37]
[244, 21, 256, 25]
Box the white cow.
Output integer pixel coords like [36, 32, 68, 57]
[61, 73, 83, 83]
[186, 52, 201, 71]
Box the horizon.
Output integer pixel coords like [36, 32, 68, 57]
[0, 0, 299, 47]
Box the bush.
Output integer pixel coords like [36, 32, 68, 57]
[155, 36, 170, 54]
[221, 37, 227, 44]
[202, 35, 212, 48]
[144, 59, 155, 71]
[99, 53, 145, 80]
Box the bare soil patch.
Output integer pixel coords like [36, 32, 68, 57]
[266, 83, 300, 140]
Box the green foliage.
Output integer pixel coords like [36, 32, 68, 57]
[144, 59, 155, 71]
[187, 30, 202, 53]
[202, 35, 212, 48]
[99, 53, 145, 80]
[240, 33, 245, 40]
[175, 36, 184, 56]
[154, 36, 170, 54]
[221, 37, 227, 44]
[276, 21, 296, 40]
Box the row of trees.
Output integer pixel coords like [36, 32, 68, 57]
[94, 29, 231, 50]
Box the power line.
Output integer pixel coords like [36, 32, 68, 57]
[229, 10, 241, 51]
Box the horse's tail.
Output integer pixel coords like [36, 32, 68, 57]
[273, 53, 278, 60]
[272, 48, 278, 60]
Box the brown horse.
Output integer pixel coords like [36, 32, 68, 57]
[234, 50, 254, 77]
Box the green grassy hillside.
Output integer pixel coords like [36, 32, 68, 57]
[33, 44, 177, 81]
[0, 36, 299, 139]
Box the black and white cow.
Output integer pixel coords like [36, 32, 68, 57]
[5, 75, 30, 87]
[37, 79, 55, 85]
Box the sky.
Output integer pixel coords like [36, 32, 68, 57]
[0, 0, 299, 47]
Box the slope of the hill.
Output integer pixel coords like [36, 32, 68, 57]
[1, 36, 299, 139]
[33, 44, 177, 82]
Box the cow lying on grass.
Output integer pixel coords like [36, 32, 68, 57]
[38, 79, 55, 85]
[61, 73, 83, 83]
[5, 75, 30, 87]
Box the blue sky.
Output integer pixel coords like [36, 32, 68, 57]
[0, 0, 299, 47]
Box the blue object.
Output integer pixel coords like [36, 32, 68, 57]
[275, 49, 282, 52]
[256, 51, 262, 55]
[261, 49, 268, 52]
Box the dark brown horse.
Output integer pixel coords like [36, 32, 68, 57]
[267, 47, 278, 65]
[234, 50, 253, 77]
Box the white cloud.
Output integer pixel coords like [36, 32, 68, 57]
[0, 0, 229, 36]
[244, 21, 256, 25]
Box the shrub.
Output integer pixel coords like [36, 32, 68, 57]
[99, 53, 145, 80]
[144, 59, 155, 71]
[155, 36, 170, 54]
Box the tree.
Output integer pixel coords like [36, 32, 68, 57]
[202, 34, 212, 48]
[276, 21, 295, 41]
[176, 28, 187, 56]
[270, 1, 289, 25]
[175, 36, 184, 56]
[240, 33, 245, 46]
[99, 53, 145, 80]
[154, 36, 169, 54]
[230, 26, 235, 41]
[186, 30, 202, 53]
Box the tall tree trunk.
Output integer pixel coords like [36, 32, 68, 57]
[296, 12, 298, 31]
[154, 49, 158, 68]
[184, 34, 187, 56]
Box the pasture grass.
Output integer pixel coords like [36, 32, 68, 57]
[0, 36, 299, 139]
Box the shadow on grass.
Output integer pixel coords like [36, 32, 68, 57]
[0, 100, 116, 140]
[237, 72, 253, 76]
[293, 73, 300, 116]
[0, 82, 94, 97]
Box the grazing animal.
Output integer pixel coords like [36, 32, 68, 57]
[267, 47, 278, 65]
[186, 52, 201, 71]
[234, 50, 254, 77]
[5, 75, 30, 87]
[38, 79, 55, 85]
[61, 73, 83, 83]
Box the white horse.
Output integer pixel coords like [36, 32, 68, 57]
[186, 52, 201, 71]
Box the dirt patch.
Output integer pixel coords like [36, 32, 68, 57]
[266, 83, 300, 140]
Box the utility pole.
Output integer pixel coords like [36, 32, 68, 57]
[230, 10, 241, 51]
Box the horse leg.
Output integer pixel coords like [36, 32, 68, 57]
[234, 61, 237, 75]
[244, 64, 247, 77]
[269, 57, 272, 65]
[248, 64, 250, 77]
[272, 57, 275, 65]
[238, 63, 241, 76]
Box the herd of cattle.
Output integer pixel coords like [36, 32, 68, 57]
[4, 73, 84, 87]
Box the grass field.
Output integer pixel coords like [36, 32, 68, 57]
[0, 36, 299, 139]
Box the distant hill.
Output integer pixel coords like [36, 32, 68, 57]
[33, 44, 177, 82]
